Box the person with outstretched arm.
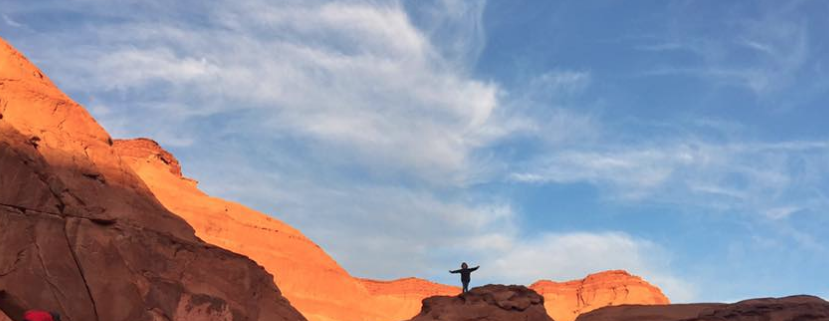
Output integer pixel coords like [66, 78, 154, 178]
[449, 262, 479, 293]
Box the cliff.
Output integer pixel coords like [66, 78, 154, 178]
[0, 37, 305, 321]
[113, 138, 459, 321]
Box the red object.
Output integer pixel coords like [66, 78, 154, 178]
[23, 310, 54, 321]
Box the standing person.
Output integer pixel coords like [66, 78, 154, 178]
[449, 262, 479, 293]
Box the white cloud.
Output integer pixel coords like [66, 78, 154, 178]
[466, 231, 695, 302]
[2, 14, 23, 28]
[763, 206, 801, 220]
[39, 0, 506, 185]
[95, 48, 220, 90]
[637, 9, 811, 96]
[512, 139, 829, 219]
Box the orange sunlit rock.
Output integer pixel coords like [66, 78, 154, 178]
[0, 37, 305, 321]
[530, 270, 670, 321]
[114, 138, 459, 321]
[113, 140, 670, 321]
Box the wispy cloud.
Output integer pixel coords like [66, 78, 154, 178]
[1, 14, 23, 28]
[636, 6, 813, 97]
[512, 138, 829, 221]
[467, 231, 695, 302]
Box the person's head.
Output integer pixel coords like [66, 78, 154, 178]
[461, 262, 468, 269]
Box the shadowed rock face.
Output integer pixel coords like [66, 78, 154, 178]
[408, 285, 554, 321]
[113, 138, 461, 321]
[0, 37, 306, 321]
[576, 295, 829, 321]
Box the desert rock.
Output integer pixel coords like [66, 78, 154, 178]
[530, 270, 669, 321]
[114, 138, 459, 321]
[0, 37, 306, 321]
[409, 284, 554, 321]
[577, 295, 829, 321]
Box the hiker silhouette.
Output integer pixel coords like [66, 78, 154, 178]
[449, 262, 479, 293]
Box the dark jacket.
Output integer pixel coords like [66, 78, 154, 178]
[450, 266, 479, 283]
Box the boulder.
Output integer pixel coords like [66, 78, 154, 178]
[408, 284, 553, 321]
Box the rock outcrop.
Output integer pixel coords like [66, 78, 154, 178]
[408, 284, 554, 321]
[0, 37, 306, 321]
[113, 138, 459, 321]
[113, 137, 672, 321]
[690, 296, 829, 321]
[530, 270, 669, 321]
[576, 295, 829, 321]
[574, 303, 722, 321]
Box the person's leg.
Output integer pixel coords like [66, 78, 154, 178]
[462, 281, 469, 293]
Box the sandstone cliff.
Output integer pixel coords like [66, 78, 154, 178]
[114, 138, 459, 321]
[530, 270, 669, 321]
[408, 285, 553, 321]
[0, 37, 306, 321]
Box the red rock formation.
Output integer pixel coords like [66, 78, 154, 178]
[408, 284, 554, 321]
[113, 138, 459, 321]
[113, 139, 673, 321]
[0, 37, 305, 321]
[576, 296, 829, 321]
[530, 270, 669, 321]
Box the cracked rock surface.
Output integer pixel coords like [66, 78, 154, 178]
[408, 285, 554, 321]
[0, 37, 306, 321]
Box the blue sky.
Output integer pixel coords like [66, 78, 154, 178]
[2, 0, 828, 302]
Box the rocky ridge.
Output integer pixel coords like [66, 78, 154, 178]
[0, 37, 305, 321]
[113, 138, 459, 321]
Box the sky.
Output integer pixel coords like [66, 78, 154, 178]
[2, 0, 828, 303]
